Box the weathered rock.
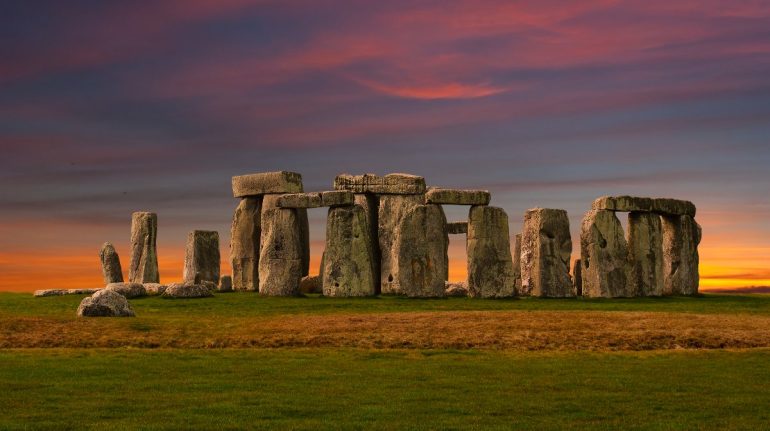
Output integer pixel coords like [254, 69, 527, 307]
[99, 242, 123, 284]
[592, 196, 654, 213]
[425, 188, 491, 205]
[143, 283, 167, 296]
[446, 221, 468, 235]
[520, 208, 573, 298]
[580, 210, 632, 298]
[77, 289, 135, 317]
[513, 233, 523, 295]
[334, 173, 426, 194]
[232, 171, 303, 198]
[263, 195, 310, 277]
[68, 289, 100, 295]
[467, 206, 516, 298]
[653, 198, 697, 218]
[354, 193, 380, 293]
[105, 282, 147, 298]
[627, 212, 664, 296]
[35, 289, 100, 297]
[662, 215, 701, 295]
[218, 276, 232, 292]
[128, 212, 159, 284]
[258, 207, 303, 296]
[322, 205, 376, 297]
[445, 281, 469, 297]
[300, 275, 321, 294]
[321, 191, 355, 207]
[573, 259, 582, 296]
[182, 230, 220, 285]
[378, 194, 425, 294]
[276, 192, 322, 208]
[394, 204, 448, 297]
[230, 197, 261, 291]
[162, 282, 214, 298]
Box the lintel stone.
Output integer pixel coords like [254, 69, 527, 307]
[446, 221, 468, 234]
[425, 188, 491, 205]
[334, 173, 426, 194]
[232, 171, 303, 198]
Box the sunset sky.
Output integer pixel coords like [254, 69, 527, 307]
[2, 0, 769, 292]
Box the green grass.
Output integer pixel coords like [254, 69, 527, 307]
[0, 348, 768, 430]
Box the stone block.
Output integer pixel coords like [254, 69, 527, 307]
[230, 197, 261, 291]
[446, 221, 468, 235]
[467, 206, 516, 298]
[662, 215, 701, 295]
[627, 212, 664, 296]
[334, 173, 426, 194]
[520, 208, 573, 298]
[99, 242, 123, 284]
[378, 194, 425, 294]
[232, 171, 303, 198]
[183, 230, 220, 285]
[275, 193, 322, 208]
[322, 205, 376, 297]
[395, 204, 448, 297]
[580, 210, 632, 297]
[425, 188, 491, 205]
[258, 207, 303, 296]
[128, 212, 159, 284]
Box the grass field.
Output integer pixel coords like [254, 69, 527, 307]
[2, 292, 769, 429]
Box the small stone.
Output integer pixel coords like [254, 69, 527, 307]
[300, 275, 321, 294]
[425, 188, 491, 205]
[99, 242, 123, 284]
[128, 212, 159, 284]
[321, 191, 355, 207]
[378, 194, 425, 294]
[662, 215, 701, 295]
[230, 197, 261, 291]
[445, 281, 468, 297]
[446, 221, 468, 235]
[334, 173, 426, 194]
[627, 212, 664, 296]
[580, 210, 632, 298]
[394, 204, 448, 297]
[259, 207, 303, 296]
[162, 283, 214, 298]
[105, 282, 147, 299]
[467, 206, 516, 298]
[231, 171, 303, 198]
[275, 193, 322, 209]
[77, 289, 135, 317]
[218, 276, 232, 292]
[182, 230, 220, 285]
[520, 208, 573, 298]
[322, 205, 376, 297]
[143, 283, 167, 296]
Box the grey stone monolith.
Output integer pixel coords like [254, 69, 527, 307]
[394, 204, 448, 297]
[99, 242, 123, 284]
[230, 197, 261, 291]
[662, 215, 701, 295]
[128, 212, 159, 283]
[627, 212, 664, 296]
[183, 230, 220, 285]
[520, 208, 573, 297]
[580, 209, 632, 297]
[263, 194, 310, 278]
[258, 207, 303, 296]
[322, 205, 376, 297]
[354, 193, 380, 293]
[467, 206, 516, 298]
[378, 194, 425, 294]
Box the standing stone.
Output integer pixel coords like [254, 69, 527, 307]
[394, 204, 448, 297]
[627, 212, 664, 296]
[322, 205, 376, 297]
[183, 230, 220, 285]
[378, 194, 425, 294]
[520, 208, 573, 298]
[259, 207, 303, 296]
[230, 197, 261, 291]
[513, 233, 522, 295]
[580, 210, 632, 298]
[262, 194, 310, 278]
[662, 215, 701, 295]
[354, 193, 380, 293]
[467, 206, 516, 298]
[218, 275, 232, 292]
[573, 259, 582, 296]
[99, 242, 123, 284]
[128, 212, 159, 284]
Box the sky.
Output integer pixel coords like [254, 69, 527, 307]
[1, 0, 769, 292]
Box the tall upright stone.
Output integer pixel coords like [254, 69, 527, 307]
[662, 215, 701, 295]
[520, 208, 573, 297]
[513, 233, 522, 295]
[467, 206, 516, 298]
[258, 207, 302, 296]
[580, 210, 631, 298]
[378, 194, 425, 294]
[322, 205, 376, 297]
[128, 212, 159, 283]
[230, 197, 261, 291]
[99, 242, 123, 284]
[262, 194, 310, 278]
[627, 212, 664, 296]
[183, 230, 220, 285]
[394, 204, 448, 297]
[354, 193, 380, 293]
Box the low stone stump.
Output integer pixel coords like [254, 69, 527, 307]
[662, 215, 701, 295]
[520, 208, 573, 298]
[183, 230, 220, 285]
[218, 276, 232, 292]
[143, 283, 167, 296]
[425, 188, 490, 205]
[467, 206, 516, 298]
[258, 207, 303, 296]
[628, 212, 664, 296]
[322, 205, 376, 297]
[334, 173, 426, 194]
[77, 289, 135, 317]
[300, 275, 321, 294]
[394, 204, 448, 297]
[230, 197, 261, 291]
[378, 194, 425, 294]
[105, 282, 147, 298]
[445, 281, 469, 297]
[580, 210, 631, 297]
[128, 212, 159, 283]
[162, 283, 213, 298]
[99, 242, 123, 284]
[232, 171, 303, 197]
[446, 221, 468, 235]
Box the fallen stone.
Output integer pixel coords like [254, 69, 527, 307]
[378, 194, 425, 294]
[573, 259, 582, 296]
[520, 208, 573, 298]
[162, 283, 214, 298]
[334, 173, 426, 194]
[394, 204, 448, 297]
[322, 205, 376, 297]
[182, 230, 220, 285]
[300, 275, 321, 294]
[354, 193, 381, 293]
[105, 282, 147, 299]
[627, 212, 664, 296]
[662, 215, 701, 295]
[580, 210, 632, 298]
[259, 207, 303, 296]
[446, 221, 468, 235]
[445, 281, 469, 297]
[653, 198, 697, 218]
[143, 283, 167, 296]
[68, 289, 100, 295]
[592, 196, 654, 213]
[276, 192, 322, 208]
[321, 191, 355, 207]
[218, 276, 232, 292]
[35, 289, 99, 297]
[232, 171, 303, 198]
[99, 242, 123, 284]
[128, 212, 159, 284]
[230, 197, 261, 291]
[513, 233, 522, 295]
[77, 289, 135, 317]
[467, 206, 516, 298]
[425, 188, 491, 205]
